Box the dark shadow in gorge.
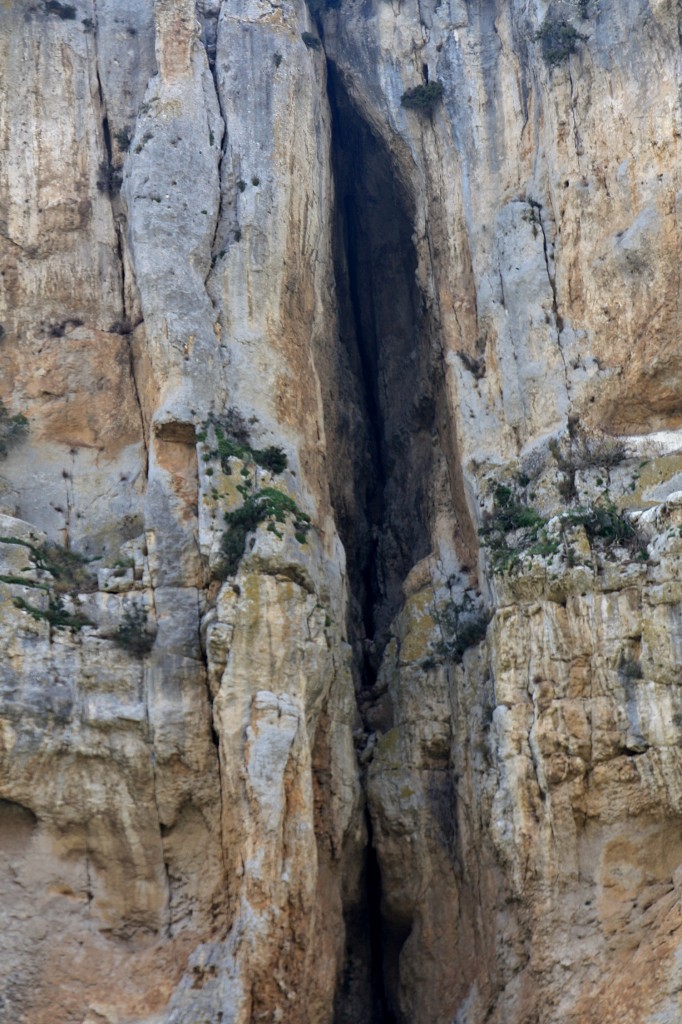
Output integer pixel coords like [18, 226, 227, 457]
[325, 63, 437, 685]
[322, 62, 443, 1024]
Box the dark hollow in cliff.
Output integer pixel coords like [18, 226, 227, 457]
[325, 63, 437, 675]
[323, 62, 443, 1024]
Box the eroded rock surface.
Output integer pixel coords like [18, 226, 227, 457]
[0, 0, 681, 1022]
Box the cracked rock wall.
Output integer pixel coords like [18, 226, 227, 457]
[1, 0, 681, 1023]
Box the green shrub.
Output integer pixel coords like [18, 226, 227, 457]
[210, 416, 287, 476]
[114, 602, 156, 657]
[432, 594, 491, 664]
[97, 162, 122, 196]
[536, 18, 584, 66]
[44, 1, 76, 18]
[479, 483, 547, 573]
[14, 595, 92, 631]
[37, 542, 98, 594]
[219, 488, 311, 576]
[251, 446, 287, 474]
[550, 429, 626, 503]
[401, 81, 444, 112]
[485, 483, 544, 533]
[566, 500, 646, 557]
[0, 535, 97, 605]
[114, 127, 132, 152]
[437, 611, 491, 664]
[0, 402, 28, 459]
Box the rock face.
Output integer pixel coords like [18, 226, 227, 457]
[0, 1, 681, 1023]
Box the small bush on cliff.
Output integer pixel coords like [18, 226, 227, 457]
[219, 488, 311, 577]
[209, 414, 288, 477]
[302, 32, 322, 49]
[97, 161, 122, 196]
[536, 18, 585, 66]
[479, 483, 548, 573]
[13, 594, 92, 631]
[44, 1, 76, 18]
[251, 446, 287, 475]
[434, 595, 491, 664]
[114, 602, 156, 657]
[4, 536, 97, 632]
[114, 127, 132, 153]
[566, 500, 646, 557]
[0, 402, 28, 459]
[550, 427, 626, 502]
[37, 542, 98, 595]
[401, 81, 444, 112]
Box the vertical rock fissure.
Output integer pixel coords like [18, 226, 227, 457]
[325, 64, 438, 1023]
[326, 63, 435, 663]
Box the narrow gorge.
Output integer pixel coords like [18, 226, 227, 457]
[1, 1, 681, 1023]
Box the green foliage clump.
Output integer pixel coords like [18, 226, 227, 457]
[478, 480, 647, 576]
[550, 426, 627, 503]
[44, 1, 76, 18]
[210, 415, 288, 477]
[479, 483, 548, 574]
[13, 595, 92, 631]
[0, 575, 48, 589]
[0, 402, 28, 459]
[401, 81, 444, 112]
[0, 536, 96, 594]
[251, 446, 287, 474]
[302, 31, 322, 49]
[97, 162, 122, 196]
[536, 18, 584, 67]
[36, 542, 98, 594]
[435, 596, 491, 664]
[114, 127, 132, 152]
[113, 602, 156, 657]
[3, 535, 97, 631]
[566, 500, 646, 557]
[220, 488, 311, 576]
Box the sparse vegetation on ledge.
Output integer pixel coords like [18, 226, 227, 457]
[2, 535, 97, 632]
[433, 594, 491, 665]
[479, 483, 647, 575]
[44, 0, 76, 18]
[13, 595, 92, 631]
[302, 32, 321, 50]
[536, 17, 586, 67]
[113, 602, 156, 657]
[219, 488, 311, 577]
[401, 81, 444, 112]
[201, 410, 288, 478]
[0, 402, 28, 459]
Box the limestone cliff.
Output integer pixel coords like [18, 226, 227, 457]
[0, 0, 680, 1022]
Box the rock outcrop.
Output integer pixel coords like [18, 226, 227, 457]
[0, 0, 680, 1022]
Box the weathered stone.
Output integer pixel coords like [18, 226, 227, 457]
[1, 0, 681, 1022]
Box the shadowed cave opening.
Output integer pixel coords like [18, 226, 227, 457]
[325, 63, 436, 678]
[324, 63, 440, 1024]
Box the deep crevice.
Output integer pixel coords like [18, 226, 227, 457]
[323, 62, 443, 1024]
[326, 63, 437, 684]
